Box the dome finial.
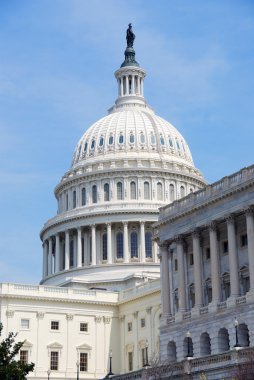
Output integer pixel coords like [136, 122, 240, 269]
[121, 24, 139, 67]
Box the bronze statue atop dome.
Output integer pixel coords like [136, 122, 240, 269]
[126, 23, 135, 48]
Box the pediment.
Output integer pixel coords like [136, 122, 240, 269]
[47, 342, 63, 349]
[76, 343, 92, 351]
[23, 340, 33, 348]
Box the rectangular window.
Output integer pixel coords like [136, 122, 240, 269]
[206, 247, 210, 260]
[80, 322, 88, 332]
[189, 253, 194, 266]
[141, 348, 146, 367]
[241, 234, 248, 247]
[127, 322, 132, 332]
[80, 352, 88, 372]
[222, 241, 228, 254]
[128, 351, 133, 371]
[20, 350, 28, 364]
[50, 351, 58, 371]
[140, 318, 145, 328]
[174, 259, 178, 271]
[20, 319, 30, 329]
[51, 321, 59, 330]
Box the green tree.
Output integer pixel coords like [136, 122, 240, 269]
[0, 323, 34, 379]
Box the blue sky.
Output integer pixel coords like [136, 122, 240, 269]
[0, 0, 253, 284]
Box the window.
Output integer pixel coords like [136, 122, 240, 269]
[241, 234, 248, 247]
[66, 193, 68, 211]
[109, 135, 114, 145]
[150, 134, 156, 145]
[91, 139, 95, 150]
[145, 232, 152, 258]
[160, 136, 165, 145]
[70, 240, 74, 267]
[73, 190, 76, 208]
[80, 352, 88, 372]
[20, 319, 29, 329]
[92, 185, 97, 204]
[102, 233, 107, 261]
[99, 136, 104, 147]
[222, 241, 228, 254]
[189, 253, 194, 266]
[144, 182, 150, 200]
[117, 182, 123, 200]
[141, 318, 146, 328]
[129, 133, 135, 144]
[180, 186, 185, 198]
[168, 137, 173, 147]
[82, 188, 86, 206]
[84, 142, 88, 153]
[50, 351, 58, 371]
[51, 321, 59, 330]
[206, 247, 210, 260]
[141, 348, 146, 366]
[128, 352, 133, 371]
[131, 232, 138, 258]
[140, 133, 145, 144]
[127, 322, 132, 332]
[20, 350, 28, 364]
[104, 183, 110, 202]
[80, 322, 88, 332]
[176, 140, 180, 150]
[174, 259, 178, 271]
[157, 182, 163, 201]
[169, 184, 175, 202]
[116, 232, 123, 259]
[130, 182, 137, 200]
[119, 134, 124, 144]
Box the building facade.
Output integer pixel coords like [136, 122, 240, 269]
[155, 165, 254, 372]
[0, 26, 205, 379]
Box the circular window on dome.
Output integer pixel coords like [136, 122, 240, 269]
[129, 133, 135, 144]
[84, 142, 88, 153]
[109, 135, 114, 145]
[140, 133, 145, 144]
[119, 134, 124, 144]
[168, 137, 173, 147]
[160, 136, 165, 145]
[150, 134, 156, 145]
[91, 139, 96, 150]
[99, 136, 104, 147]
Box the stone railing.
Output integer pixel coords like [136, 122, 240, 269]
[118, 279, 160, 302]
[159, 165, 254, 222]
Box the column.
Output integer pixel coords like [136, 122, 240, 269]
[246, 209, 254, 291]
[209, 223, 221, 302]
[176, 237, 186, 311]
[118, 78, 121, 96]
[107, 223, 112, 264]
[131, 75, 135, 95]
[153, 239, 158, 263]
[137, 75, 141, 94]
[192, 231, 203, 307]
[140, 221, 146, 262]
[91, 224, 96, 265]
[43, 241, 48, 278]
[123, 222, 129, 263]
[55, 233, 60, 273]
[160, 243, 171, 316]
[83, 231, 88, 266]
[125, 76, 129, 95]
[120, 78, 123, 96]
[77, 227, 82, 268]
[48, 237, 52, 275]
[140, 77, 143, 96]
[65, 230, 70, 270]
[226, 216, 240, 296]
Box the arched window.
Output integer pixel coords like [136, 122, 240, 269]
[99, 136, 104, 147]
[84, 142, 88, 153]
[130, 182, 137, 200]
[92, 185, 97, 204]
[81, 188, 86, 206]
[167, 341, 177, 362]
[73, 190, 76, 209]
[183, 335, 193, 358]
[157, 182, 163, 201]
[109, 135, 114, 145]
[129, 133, 135, 144]
[169, 184, 175, 202]
[168, 137, 173, 147]
[144, 182, 150, 200]
[140, 133, 145, 144]
[150, 134, 156, 145]
[131, 232, 138, 258]
[180, 186, 185, 198]
[102, 233, 107, 261]
[218, 328, 230, 353]
[116, 232, 123, 259]
[119, 134, 124, 144]
[200, 333, 211, 356]
[91, 139, 96, 150]
[160, 136, 165, 145]
[176, 140, 180, 150]
[190, 188, 193, 193]
[238, 324, 250, 347]
[117, 182, 123, 200]
[104, 183, 109, 202]
[145, 232, 152, 258]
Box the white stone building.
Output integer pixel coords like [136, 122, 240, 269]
[155, 165, 254, 376]
[0, 27, 205, 379]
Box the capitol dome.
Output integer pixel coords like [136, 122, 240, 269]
[40, 26, 205, 289]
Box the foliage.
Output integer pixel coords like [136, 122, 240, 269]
[0, 323, 34, 379]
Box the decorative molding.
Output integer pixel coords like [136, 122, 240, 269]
[6, 310, 14, 318]
[66, 313, 74, 321]
[146, 307, 152, 314]
[119, 315, 125, 322]
[37, 311, 45, 319]
[103, 316, 111, 324]
[133, 311, 138, 319]
[207, 221, 217, 232]
[94, 316, 102, 323]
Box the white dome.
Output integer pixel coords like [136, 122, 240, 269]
[72, 107, 194, 170]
